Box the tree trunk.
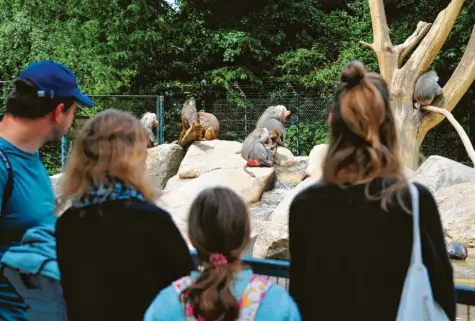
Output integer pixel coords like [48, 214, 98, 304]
[392, 96, 422, 169]
[361, 0, 474, 170]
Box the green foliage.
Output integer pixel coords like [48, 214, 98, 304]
[287, 123, 329, 156]
[0, 0, 474, 173]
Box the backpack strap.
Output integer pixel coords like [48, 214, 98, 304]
[238, 274, 272, 320]
[172, 276, 199, 321]
[0, 149, 13, 216]
[172, 274, 272, 321]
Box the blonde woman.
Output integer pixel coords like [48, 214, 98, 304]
[55, 109, 193, 321]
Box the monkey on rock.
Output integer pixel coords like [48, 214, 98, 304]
[255, 105, 291, 147]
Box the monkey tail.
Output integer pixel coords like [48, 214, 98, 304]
[243, 164, 256, 178]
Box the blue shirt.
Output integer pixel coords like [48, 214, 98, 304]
[144, 269, 302, 321]
[0, 137, 57, 320]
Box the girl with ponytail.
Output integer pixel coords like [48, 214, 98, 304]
[144, 187, 301, 321]
[288, 61, 455, 321]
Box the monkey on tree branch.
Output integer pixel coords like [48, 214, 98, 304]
[360, 0, 475, 169]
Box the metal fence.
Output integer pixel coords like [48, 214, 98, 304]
[164, 92, 332, 157]
[57, 95, 163, 174]
[0, 87, 473, 175]
[189, 251, 475, 321]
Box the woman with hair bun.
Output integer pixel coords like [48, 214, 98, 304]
[144, 186, 301, 321]
[288, 61, 455, 320]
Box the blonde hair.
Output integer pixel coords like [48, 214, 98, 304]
[57, 109, 158, 211]
[322, 61, 407, 210]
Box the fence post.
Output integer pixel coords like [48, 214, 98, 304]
[244, 104, 248, 135]
[61, 135, 68, 169]
[296, 95, 300, 156]
[156, 95, 165, 144]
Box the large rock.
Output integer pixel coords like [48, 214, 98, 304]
[273, 158, 307, 187]
[252, 220, 289, 260]
[304, 144, 328, 179]
[270, 177, 319, 225]
[435, 181, 475, 246]
[274, 147, 297, 167]
[411, 155, 475, 193]
[146, 144, 184, 188]
[50, 173, 62, 196]
[178, 140, 243, 179]
[158, 167, 275, 229]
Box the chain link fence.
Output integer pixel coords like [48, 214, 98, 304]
[0, 80, 473, 174]
[164, 91, 333, 156]
[62, 95, 160, 170]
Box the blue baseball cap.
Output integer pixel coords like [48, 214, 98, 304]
[17, 60, 94, 107]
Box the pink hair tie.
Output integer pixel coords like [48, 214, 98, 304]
[209, 253, 228, 267]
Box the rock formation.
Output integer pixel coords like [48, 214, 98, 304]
[50, 141, 475, 263]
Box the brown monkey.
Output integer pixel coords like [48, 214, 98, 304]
[266, 129, 282, 157]
[241, 128, 276, 177]
[197, 111, 220, 140]
[177, 99, 203, 148]
[179, 121, 204, 149]
[255, 105, 291, 146]
[140, 112, 159, 148]
[413, 71, 443, 109]
[233, 129, 280, 156]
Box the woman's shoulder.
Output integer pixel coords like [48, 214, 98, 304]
[143, 282, 185, 321]
[412, 181, 435, 198]
[57, 199, 173, 224]
[292, 179, 333, 202]
[257, 283, 301, 320]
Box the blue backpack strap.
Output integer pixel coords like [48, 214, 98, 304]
[0, 149, 13, 216]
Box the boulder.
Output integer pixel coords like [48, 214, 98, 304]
[304, 144, 328, 179]
[178, 140, 243, 179]
[274, 158, 307, 187]
[252, 220, 289, 260]
[159, 167, 275, 227]
[50, 173, 63, 196]
[270, 177, 319, 225]
[274, 147, 298, 166]
[411, 155, 475, 193]
[435, 181, 475, 247]
[146, 144, 184, 188]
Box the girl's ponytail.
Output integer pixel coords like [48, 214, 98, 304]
[182, 253, 239, 321]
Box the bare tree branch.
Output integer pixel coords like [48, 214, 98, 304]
[421, 25, 475, 134]
[360, 0, 396, 82]
[395, 22, 432, 67]
[359, 41, 374, 51]
[368, 0, 392, 49]
[405, 0, 465, 78]
[423, 106, 475, 167]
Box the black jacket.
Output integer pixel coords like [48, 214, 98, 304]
[288, 180, 455, 321]
[56, 199, 194, 321]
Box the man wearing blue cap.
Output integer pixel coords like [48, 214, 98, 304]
[0, 60, 93, 320]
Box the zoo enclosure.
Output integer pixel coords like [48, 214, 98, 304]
[1, 86, 474, 175]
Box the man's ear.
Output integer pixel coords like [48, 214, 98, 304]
[328, 112, 332, 125]
[52, 103, 65, 121]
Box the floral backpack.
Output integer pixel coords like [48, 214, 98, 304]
[172, 274, 272, 321]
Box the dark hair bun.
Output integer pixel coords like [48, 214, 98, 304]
[341, 60, 366, 87]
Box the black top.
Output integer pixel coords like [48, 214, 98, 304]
[56, 199, 194, 321]
[288, 179, 455, 321]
